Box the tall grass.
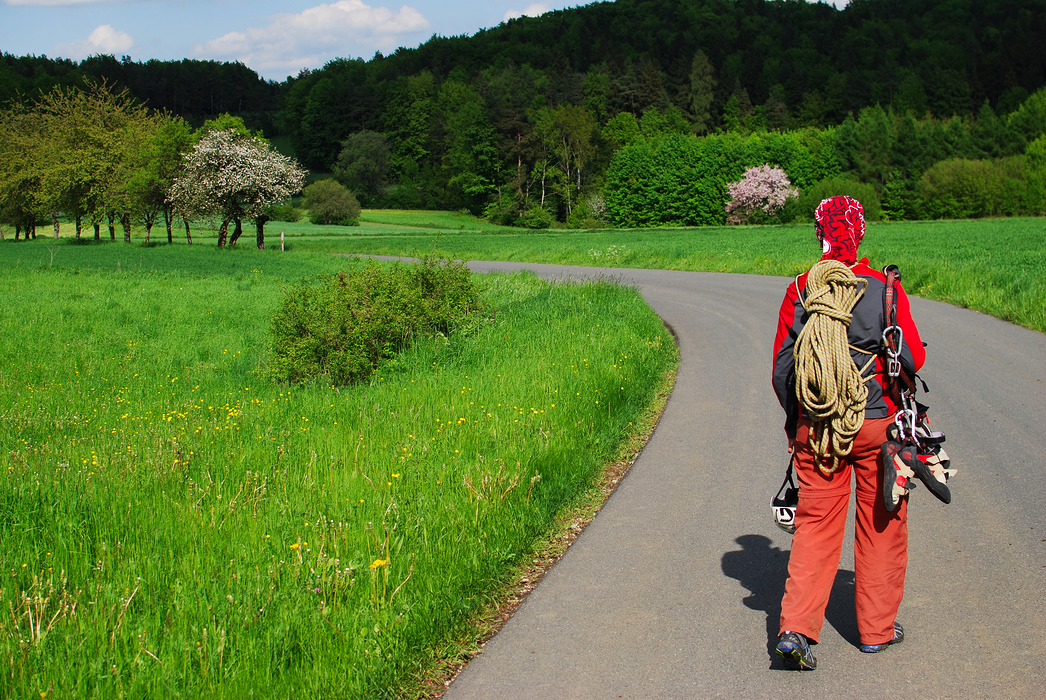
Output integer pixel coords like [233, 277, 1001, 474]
[0, 240, 676, 697]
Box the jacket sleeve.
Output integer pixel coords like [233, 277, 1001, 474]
[772, 279, 805, 439]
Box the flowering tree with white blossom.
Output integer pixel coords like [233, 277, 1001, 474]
[724, 164, 797, 224]
[170, 129, 307, 248]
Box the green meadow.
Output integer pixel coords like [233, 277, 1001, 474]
[184, 210, 1044, 332]
[330, 212, 1045, 334]
[1, 212, 1042, 698]
[0, 236, 676, 697]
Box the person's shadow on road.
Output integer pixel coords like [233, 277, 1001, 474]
[721, 534, 860, 668]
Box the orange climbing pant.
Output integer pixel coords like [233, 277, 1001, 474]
[779, 416, 908, 646]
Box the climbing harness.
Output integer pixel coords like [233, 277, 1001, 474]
[793, 259, 873, 474]
[877, 264, 956, 512]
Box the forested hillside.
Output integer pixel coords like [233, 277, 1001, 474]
[0, 54, 281, 134]
[3, 0, 1046, 228]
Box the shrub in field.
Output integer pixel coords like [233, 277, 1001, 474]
[269, 257, 479, 385]
[791, 175, 882, 222]
[916, 156, 1039, 219]
[724, 164, 798, 224]
[522, 205, 553, 229]
[265, 202, 302, 222]
[304, 179, 361, 226]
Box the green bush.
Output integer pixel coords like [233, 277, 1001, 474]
[483, 196, 518, 226]
[521, 206, 553, 229]
[916, 156, 1041, 218]
[566, 200, 604, 229]
[790, 176, 882, 222]
[264, 202, 302, 222]
[268, 257, 479, 385]
[304, 179, 361, 226]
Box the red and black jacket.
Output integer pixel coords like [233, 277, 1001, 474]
[771, 258, 925, 439]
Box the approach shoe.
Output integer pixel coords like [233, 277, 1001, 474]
[776, 631, 816, 670]
[859, 622, 904, 653]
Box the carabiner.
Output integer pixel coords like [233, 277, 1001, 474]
[882, 325, 903, 378]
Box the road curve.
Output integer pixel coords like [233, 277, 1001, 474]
[439, 261, 1046, 700]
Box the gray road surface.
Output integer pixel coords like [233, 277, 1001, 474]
[439, 262, 1046, 700]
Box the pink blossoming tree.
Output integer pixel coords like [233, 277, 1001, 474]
[725, 164, 798, 224]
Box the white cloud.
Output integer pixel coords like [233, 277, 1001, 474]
[54, 24, 135, 58]
[194, 0, 430, 79]
[503, 3, 550, 21]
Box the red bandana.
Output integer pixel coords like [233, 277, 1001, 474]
[814, 196, 865, 263]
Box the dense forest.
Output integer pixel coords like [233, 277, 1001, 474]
[0, 54, 282, 134]
[3, 0, 1046, 227]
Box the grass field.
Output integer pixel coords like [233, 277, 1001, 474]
[1, 210, 1041, 697]
[13, 211, 1041, 333]
[0, 238, 677, 697]
[339, 212, 1046, 334]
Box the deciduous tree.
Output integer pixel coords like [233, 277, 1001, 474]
[170, 129, 306, 249]
[725, 164, 797, 224]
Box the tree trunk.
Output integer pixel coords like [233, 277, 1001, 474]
[75, 213, 83, 239]
[229, 218, 243, 246]
[217, 219, 230, 246]
[94, 222, 101, 240]
[122, 213, 131, 242]
[52, 212, 60, 239]
[31, 221, 36, 239]
[144, 220, 152, 244]
[184, 219, 193, 245]
[255, 216, 268, 250]
[517, 132, 524, 200]
[165, 206, 174, 244]
[15, 225, 20, 240]
[108, 212, 116, 241]
[540, 161, 547, 209]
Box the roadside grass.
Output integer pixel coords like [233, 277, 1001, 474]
[0, 240, 676, 698]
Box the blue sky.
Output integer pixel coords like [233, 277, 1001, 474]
[1, 0, 849, 82]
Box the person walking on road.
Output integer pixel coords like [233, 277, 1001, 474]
[770, 195, 925, 670]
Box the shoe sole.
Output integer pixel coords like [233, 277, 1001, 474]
[859, 638, 902, 653]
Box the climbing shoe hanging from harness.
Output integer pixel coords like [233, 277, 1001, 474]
[881, 441, 918, 512]
[878, 265, 956, 511]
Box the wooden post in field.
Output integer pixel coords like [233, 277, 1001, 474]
[281, 231, 285, 251]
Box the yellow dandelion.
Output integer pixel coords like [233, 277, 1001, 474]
[369, 558, 389, 570]
[289, 543, 300, 550]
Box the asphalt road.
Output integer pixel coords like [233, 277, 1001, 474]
[440, 261, 1046, 700]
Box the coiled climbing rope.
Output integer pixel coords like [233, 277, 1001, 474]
[794, 259, 875, 474]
